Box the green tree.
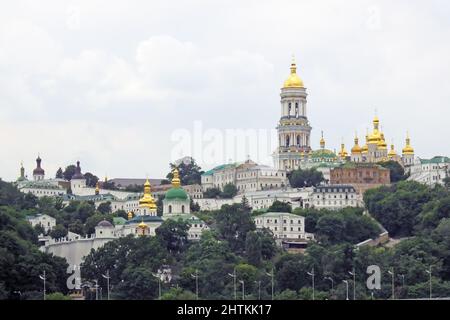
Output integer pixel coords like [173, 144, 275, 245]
[160, 287, 197, 300]
[203, 188, 221, 199]
[378, 160, 407, 182]
[167, 159, 204, 185]
[49, 224, 68, 239]
[268, 200, 292, 213]
[221, 184, 238, 199]
[190, 198, 200, 212]
[156, 219, 190, 254]
[84, 172, 99, 188]
[55, 168, 63, 179]
[288, 168, 325, 188]
[113, 267, 159, 300]
[97, 202, 112, 215]
[245, 231, 262, 266]
[63, 165, 77, 181]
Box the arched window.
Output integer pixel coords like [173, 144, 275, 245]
[296, 135, 301, 146]
[169, 205, 172, 214]
[286, 136, 290, 146]
[182, 205, 185, 213]
[288, 102, 292, 113]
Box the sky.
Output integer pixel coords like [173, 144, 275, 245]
[1, 0, 450, 181]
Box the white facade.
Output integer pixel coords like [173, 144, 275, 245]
[254, 212, 314, 241]
[310, 185, 362, 210]
[409, 156, 450, 186]
[27, 214, 56, 233]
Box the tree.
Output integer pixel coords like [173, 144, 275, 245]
[203, 188, 221, 199]
[97, 202, 112, 215]
[245, 231, 262, 266]
[46, 292, 71, 300]
[160, 287, 197, 300]
[63, 165, 77, 181]
[55, 168, 63, 179]
[167, 158, 204, 185]
[221, 183, 238, 199]
[113, 267, 159, 300]
[156, 219, 190, 254]
[288, 168, 325, 188]
[190, 198, 200, 212]
[216, 203, 256, 252]
[84, 172, 99, 188]
[49, 224, 68, 239]
[378, 160, 407, 182]
[268, 200, 292, 213]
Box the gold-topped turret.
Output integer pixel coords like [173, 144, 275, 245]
[377, 132, 388, 150]
[283, 56, 305, 88]
[368, 116, 382, 143]
[338, 142, 348, 158]
[139, 179, 157, 211]
[127, 211, 133, 220]
[402, 132, 414, 155]
[320, 131, 325, 149]
[388, 143, 397, 158]
[95, 181, 100, 195]
[171, 167, 181, 188]
[351, 134, 362, 154]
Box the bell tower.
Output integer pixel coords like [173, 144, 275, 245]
[273, 57, 312, 170]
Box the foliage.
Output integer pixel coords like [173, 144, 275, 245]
[221, 184, 238, 199]
[167, 159, 203, 186]
[288, 168, 325, 188]
[378, 160, 408, 182]
[268, 200, 292, 213]
[84, 172, 99, 188]
[63, 165, 77, 181]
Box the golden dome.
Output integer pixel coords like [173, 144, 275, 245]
[388, 144, 397, 158]
[377, 132, 388, 150]
[171, 167, 181, 188]
[138, 221, 148, 229]
[351, 135, 362, 154]
[320, 131, 325, 149]
[402, 133, 414, 155]
[368, 116, 382, 144]
[127, 211, 133, 220]
[283, 58, 304, 88]
[139, 179, 157, 211]
[338, 143, 348, 158]
[361, 134, 369, 154]
[95, 181, 100, 195]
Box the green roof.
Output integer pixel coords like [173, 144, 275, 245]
[420, 156, 450, 164]
[202, 163, 238, 176]
[125, 215, 164, 225]
[165, 187, 188, 200]
[165, 213, 204, 224]
[310, 149, 338, 161]
[113, 217, 127, 225]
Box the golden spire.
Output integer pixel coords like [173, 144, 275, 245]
[362, 129, 369, 154]
[388, 143, 397, 158]
[351, 133, 362, 154]
[139, 179, 157, 211]
[338, 140, 348, 158]
[320, 131, 325, 149]
[172, 167, 181, 188]
[127, 211, 133, 220]
[283, 56, 305, 88]
[402, 132, 414, 155]
[95, 181, 100, 195]
[377, 130, 387, 150]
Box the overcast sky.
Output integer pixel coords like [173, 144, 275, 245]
[1, 0, 449, 181]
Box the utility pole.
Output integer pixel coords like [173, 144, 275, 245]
[228, 268, 237, 300]
[324, 276, 334, 291]
[343, 280, 349, 300]
[191, 269, 199, 300]
[94, 280, 99, 300]
[388, 269, 395, 300]
[307, 267, 315, 300]
[426, 266, 432, 300]
[265, 268, 274, 300]
[39, 271, 46, 301]
[239, 280, 245, 300]
[349, 268, 356, 300]
[254, 281, 261, 300]
[102, 270, 111, 300]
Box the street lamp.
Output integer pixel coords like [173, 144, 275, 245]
[39, 270, 46, 301]
[307, 267, 315, 300]
[324, 276, 334, 291]
[191, 269, 199, 300]
[342, 280, 349, 300]
[13, 291, 22, 300]
[254, 281, 261, 300]
[425, 266, 432, 300]
[102, 270, 111, 300]
[265, 268, 274, 300]
[94, 280, 99, 301]
[239, 280, 245, 300]
[388, 269, 395, 300]
[227, 268, 237, 300]
[348, 268, 356, 300]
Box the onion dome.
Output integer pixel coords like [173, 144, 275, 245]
[97, 220, 113, 228]
[72, 161, 84, 180]
[402, 133, 415, 155]
[320, 131, 326, 149]
[368, 116, 382, 143]
[95, 181, 100, 195]
[338, 143, 348, 158]
[351, 135, 362, 154]
[33, 156, 45, 176]
[127, 211, 133, 220]
[165, 168, 188, 200]
[18, 162, 26, 181]
[283, 57, 305, 88]
[138, 220, 148, 230]
[377, 132, 388, 150]
[139, 179, 157, 210]
[388, 144, 397, 158]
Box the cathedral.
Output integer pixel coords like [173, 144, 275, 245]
[273, 58, 415, 171]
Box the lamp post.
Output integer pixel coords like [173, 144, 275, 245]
[399, 274, 405, 287]
[349, 268, 356, 300]
[343, 280, 349, 300]
[191, 269, 199, 300]
[265, 268, 274, 300]
[102, 270, 111, 300]
[227, 268, 237, 300]
[324, 276, 334, 291]
[13, 291, 22, 300]
[307, 267, 315, 300]
[39, 270, 46, 301]
[94, 280, 99, 300]
[425, 266, 432, 300]
[239, 280, 245, 300]
[254, 281, 261, 300]
[388, 269, 395, 300]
